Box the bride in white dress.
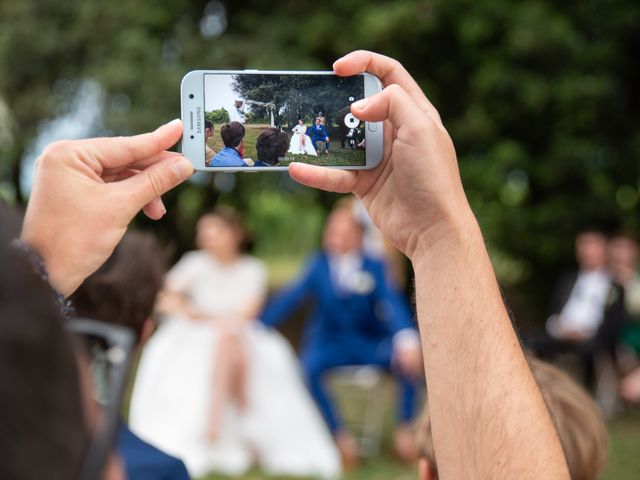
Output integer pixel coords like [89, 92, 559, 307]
[288, 119, 317, 155]
[129, 208, 340, 479]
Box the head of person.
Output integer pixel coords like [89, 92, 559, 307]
[256, 128, 289, 166]
[196, 206, 252, 260]
[71, 232, 167, 347]
[234, 99, 243, 108]
[220, 121, 245, 149]
[608, 233, 638, 283]
[298, 118, 304, 125]
[315, 117, 322, 125]
[575, 229, 608, 272]
[0, 204, 123, 479]
[204, 120, 213, 139]
[414, 357, 608, 480]
[322, 204, 364, 255]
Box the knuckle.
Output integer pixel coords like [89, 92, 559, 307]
[40, 139, 74, 161]
[143, 170, 165, 197]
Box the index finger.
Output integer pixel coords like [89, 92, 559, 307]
[333, 50, 443, 126]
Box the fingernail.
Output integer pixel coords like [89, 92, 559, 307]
[352, 98, 368, 110]
[172, 157, 194, 180]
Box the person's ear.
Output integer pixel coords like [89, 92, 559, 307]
[419, 458, 438, 480]
[139, 317, 156, 347]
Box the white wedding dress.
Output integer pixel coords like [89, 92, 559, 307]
[288, 124, 317, 155]
[129, 251, 340, 479]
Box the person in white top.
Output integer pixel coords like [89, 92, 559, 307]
[226, 99, 245, 124]
[129, 207, 340, 479]
[288, 118, 317, 156]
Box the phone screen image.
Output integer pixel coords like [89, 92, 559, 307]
[203, 73, 366, 168]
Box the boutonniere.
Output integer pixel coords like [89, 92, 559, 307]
[346, 270, 376, 295]
[606, 287, 619, 306]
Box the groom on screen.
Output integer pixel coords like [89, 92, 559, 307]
[309, 117, 330, 155]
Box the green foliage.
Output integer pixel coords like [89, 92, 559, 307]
[1, 0, 640, 324]
[205, 108, 229, 125]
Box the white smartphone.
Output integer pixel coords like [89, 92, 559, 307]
[180, 70, 383, 171]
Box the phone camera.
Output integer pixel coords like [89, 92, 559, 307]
[190, 135, 194, 139]
[189, 94, 194, 99]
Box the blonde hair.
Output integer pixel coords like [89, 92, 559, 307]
[415, 357, 608, 480]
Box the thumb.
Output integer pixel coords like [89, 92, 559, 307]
[118, 154, 194, 216]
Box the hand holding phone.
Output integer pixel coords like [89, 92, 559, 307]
[181, 70, 383, 171]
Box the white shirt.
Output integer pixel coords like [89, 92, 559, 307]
[556, 269, 611, 337]
[227, 104, 245, 124]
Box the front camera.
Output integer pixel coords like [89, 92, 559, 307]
[189, 94, 194, 99]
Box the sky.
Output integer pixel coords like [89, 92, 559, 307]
[204, 74, 239, 112]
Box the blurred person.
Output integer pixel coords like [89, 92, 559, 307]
[529, 229, 627, 389]
[415, 358, 608, 480]
[129, 208, 340, 478]
[71, 232, 191, 480]
[609, 233, 640, 354]
[261, 203, 423, 467]
[204, 120, 216, 166]
[17, 48, 572, 477]
[255, 127, 290, 166]
[0, 204, 125, 480]
[309, 117, 330, 154]
[288, 118, 317, 156]
[209, 121, 253, 167]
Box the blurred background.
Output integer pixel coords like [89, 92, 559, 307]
[1, 0, 639, 478]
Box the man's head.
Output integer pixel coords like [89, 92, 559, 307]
[0, 204, 89, 478]
[255, 128, 289, 166]
[315, 117, 322, 125]
[414, 358, 608, 480]
[204, 120, 213, 139]
[220, 121, 245, 149]
[608, 233, 638, 283]
[71, 232, 167, 346]
[575, 230, 608, 272]
[323, 205, 364, 255]
[234, 99, 243, 108]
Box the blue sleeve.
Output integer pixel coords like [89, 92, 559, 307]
[260, 254, 319, 327]
[371, 260, 415, 335]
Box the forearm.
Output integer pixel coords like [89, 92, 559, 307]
[413, 216, 568, 479]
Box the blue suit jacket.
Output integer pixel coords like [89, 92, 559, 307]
[261, 252, 414, 355]
[118, 423, 190, 480]
[308, 124, 329, 143]
[210, 147, 246, 167]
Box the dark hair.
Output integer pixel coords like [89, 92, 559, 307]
[256, 128, 289, 166]
[0, 204, 88, 479]
[220, 121, 245, 148]
[205, 120, 213, 130]
[201, 206, 254, 253]
[71, 232, 167, 343]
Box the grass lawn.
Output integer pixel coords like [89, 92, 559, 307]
[207, 124, 365, 167]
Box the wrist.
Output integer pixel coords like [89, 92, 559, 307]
[407, 205, 482, 268]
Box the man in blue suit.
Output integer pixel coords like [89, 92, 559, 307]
[308, 117, 330, 154]
[209, 121, 249, 167]
[261, 204, 422, 467]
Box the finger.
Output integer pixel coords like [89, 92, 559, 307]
[351, 84, 436, 138]
[288, 162, 358, 193]
[118, 155, 194, 216]
[143, 197, 167, 220]
[83, 119, 183, 173]
[102, 168, 140, 183]
[334, 50, 443, 126]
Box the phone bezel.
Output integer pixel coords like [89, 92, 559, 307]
[180, 70, 383, 172]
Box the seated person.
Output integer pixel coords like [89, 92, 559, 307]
[209, 121, 250, 168]
[527, 229, 627, 389]
[204, 121, 216, 167]
[71, 232, 190, 480]
[254, 128, 289, 166]
[308, 117, 330, 154]
[415, 357, 608, 480]
[261, 204, 423, 467]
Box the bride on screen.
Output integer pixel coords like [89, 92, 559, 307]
[129, 207, 340, 479]
[288, 118, 317, 155]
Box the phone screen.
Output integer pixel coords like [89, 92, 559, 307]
[203, 73, 366, 168]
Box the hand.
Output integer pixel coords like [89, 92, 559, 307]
[393, 345, 423, 379]
[21, 120, 193, 297]
[288, 51, 475, 261]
